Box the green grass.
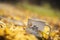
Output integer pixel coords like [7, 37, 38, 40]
[16, 3, 60, 18]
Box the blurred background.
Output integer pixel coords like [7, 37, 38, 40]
[0, 0, 60, 17]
